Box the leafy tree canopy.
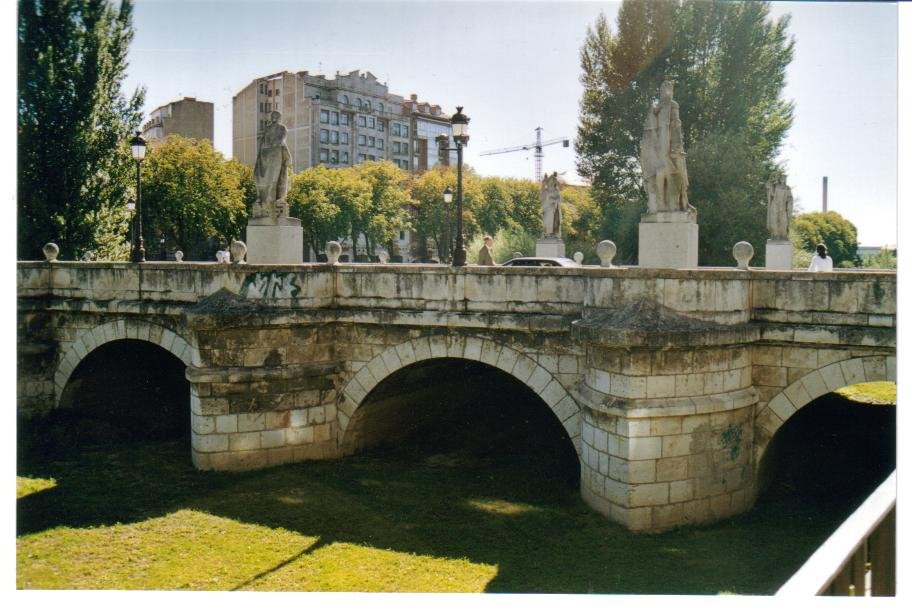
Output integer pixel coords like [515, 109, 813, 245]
[18, 0, 145, 260]
[576, 0, 794, 265]
[792, 211, 859, 267]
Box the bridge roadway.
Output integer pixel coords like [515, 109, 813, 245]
[17, 262, 896, 532]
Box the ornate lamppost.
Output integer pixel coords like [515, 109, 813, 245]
[435, 106, 470, 266]
[442, 186, 454, 262]
[129, 131, 147, 262]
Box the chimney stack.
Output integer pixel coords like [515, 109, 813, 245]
[822, 176, 828, 212]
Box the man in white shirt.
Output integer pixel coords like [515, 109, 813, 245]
[808, 243, 833, 271]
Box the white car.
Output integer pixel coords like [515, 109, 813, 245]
[500, 256, 580, 267]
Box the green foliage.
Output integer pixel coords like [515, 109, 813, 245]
[352, 161, 413, 254]
[18, 0, 145, 260]
[861, 248, 897, 270]
[792, 211, 859, 267]
[576, 0, 794, 265]
[410, 166, 483, 262]
[287, 165, 371, 257]
[141, 136, 252, 260]
[560, 186, 602, 263]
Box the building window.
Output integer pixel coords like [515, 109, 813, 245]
[368, 136, 375, 147]
[340, 113, 349, 126]
[259, 83, 265, 94]
[392, 123, 401, 136]
[358, 153, 367, 162]
[368, 155, 376, 161]
[320, 110, 329, 124]
[378, 120, 385, 132]
[377, 138, 384, 149]
[267, 89, 272, 97]
[319, 148, 329, 162]
[341, 94, 349, 105]
[358, 134, 367, 146]
[358, 115, 366, 127]
[341, 151, 349, 163]
[340, 132, 349, 145]
[357, 98, 363, 109]
[368, 117, 375, 128]
[331, 131, 339, 144]
[320, 129, 329, 143]
[379, 102, 385, 113]
[399, 230, 405, 240]
[402, 125, 409, 137]
[365, 100, 372, 112]
[331, 111, 339, 125]
[330, 150, 338, 164]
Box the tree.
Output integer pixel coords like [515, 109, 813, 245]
[18, 0, 145, 260]
[792, 211, 859, 268]
[409, 165, 483, 262]
[576, 0, 794, 265]
[287, 165, 370, 259]
[140, 136, 252, 260]
[352, 161, 412, 257]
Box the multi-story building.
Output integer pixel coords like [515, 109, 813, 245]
[232, 69, 454, 175]
[233, 70, 457, 262]
[141, 97, 214, 143]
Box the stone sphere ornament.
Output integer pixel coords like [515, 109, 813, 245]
[43, 242, 59, 262]
[573, 251, 584, 264]
[230, 240, 248, 264]
[596, 240, 617, 267]
[174, 250, 184, 262]
[733, 241, 754, 269]
[326, 241, 342, 265]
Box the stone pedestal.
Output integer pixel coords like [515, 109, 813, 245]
[765, 239, 792, 270]
[245, 217, 304, 264]
[638, 211, 698, 269]
[536, 236, 566, 258]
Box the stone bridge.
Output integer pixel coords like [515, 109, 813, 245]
[17, 262, 896, 532]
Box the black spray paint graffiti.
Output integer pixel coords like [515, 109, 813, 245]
[240, 272, 302, 299]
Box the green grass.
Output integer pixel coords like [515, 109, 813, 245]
[16, 438, 864, 594]
[835, 381, 896, 405]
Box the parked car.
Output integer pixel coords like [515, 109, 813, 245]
[500, 256, 580, 267]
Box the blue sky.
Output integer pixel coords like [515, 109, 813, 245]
[121, 0, 899, 246]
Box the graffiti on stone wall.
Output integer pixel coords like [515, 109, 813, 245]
[240, 272, 301, 299]
[721, 424, 743, 461]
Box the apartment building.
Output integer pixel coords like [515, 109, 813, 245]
[141, 97, 214, 143]
[232, 69, 454, 174]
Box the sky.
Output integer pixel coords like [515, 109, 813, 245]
[122, 0, 900, 247]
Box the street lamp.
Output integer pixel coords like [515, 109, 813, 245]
[160, 235, 166, 261]
[436, 106, 470, 266]
[127, 199, 136, 255]
[442, 187, 454, 262]
[129, 131, 147, 262]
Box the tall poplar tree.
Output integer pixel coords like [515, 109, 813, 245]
[576, 0, 794, 264]
[18, 0, 145, 260]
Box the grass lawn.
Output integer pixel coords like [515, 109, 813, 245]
[16, 435, 873, 594]
[835, 381, 896, 405]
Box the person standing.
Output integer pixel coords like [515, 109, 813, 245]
[477, 235, 496, 266]
[808, 243, 833, 271]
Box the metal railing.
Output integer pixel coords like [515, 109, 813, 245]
[776, 470, 896, 597]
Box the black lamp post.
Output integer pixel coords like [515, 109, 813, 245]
[436, 106, 470, 266]
[441, 185, 456, 260]
[160, 235, 167, 261]
[129, 131, 147, 262]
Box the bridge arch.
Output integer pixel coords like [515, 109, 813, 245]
[754, 355, 895, 463]
[337, 334, 582, 453]
[53, 319, 197, 406]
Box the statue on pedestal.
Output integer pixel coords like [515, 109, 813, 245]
[766, 171, 793, 240]
[252, 111, 293, 222]
[640, 81, 693, 215]
[540, 172, 562, 238]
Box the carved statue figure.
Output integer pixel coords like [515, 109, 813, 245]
[639, 80, 693, 214]
[253, 111, 293, 221]
[766, 171, 793, 240]
[540, 172, 562, 238]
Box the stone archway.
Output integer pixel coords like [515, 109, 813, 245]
[53, 319, 197, 406]
[337, 334, 581, 452]
[754, 355, 895, 463]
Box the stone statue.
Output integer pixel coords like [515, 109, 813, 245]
[766, 171, 793, 240]
[253, 111, 293, 222]
[540, 172, 562, 238]
[640, 80, 693, 214]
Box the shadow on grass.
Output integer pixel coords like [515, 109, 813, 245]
[17, 392, 894, 594]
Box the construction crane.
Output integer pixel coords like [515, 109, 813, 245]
[480, 127, 570, 182]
